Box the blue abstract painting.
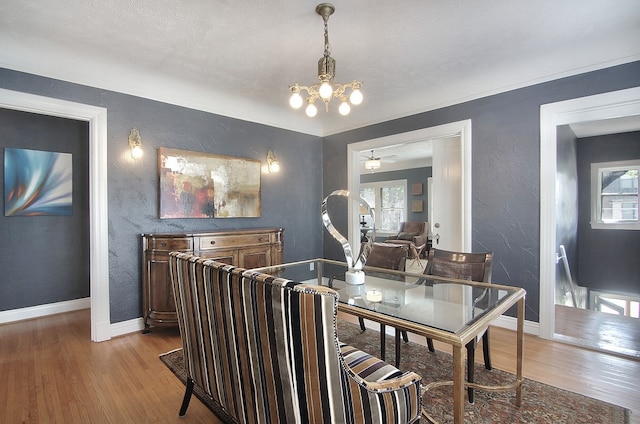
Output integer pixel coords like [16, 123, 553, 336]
[4, 148, 72, 216]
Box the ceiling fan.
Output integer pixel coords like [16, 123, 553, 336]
[362, 150, 381, 170]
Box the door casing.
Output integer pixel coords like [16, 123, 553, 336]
[347, 120, 472, 255]
[539, 86, 640, 340]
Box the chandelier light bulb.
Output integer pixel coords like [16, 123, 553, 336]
[306, 102, 318, 117]
[350, 88, 363, 105]
[319, 81, 333, 100]
[339, 101, 351, 116]
[289, 92, 303, 109]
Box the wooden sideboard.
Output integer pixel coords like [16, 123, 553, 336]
[141, 228, 284, 332]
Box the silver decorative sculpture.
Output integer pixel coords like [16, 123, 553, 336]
[321, 190, 375, 284]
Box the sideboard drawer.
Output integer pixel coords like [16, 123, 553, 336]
[148, 237, 193, 252]
[199, 233, 271, 250]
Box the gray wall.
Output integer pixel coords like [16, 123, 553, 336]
[556, 125, 579, 292]
[0, 68, 324, 323]
[577, 131, 640, 295]
[324, 60, 640, 322]
[0, 108, 90, 310]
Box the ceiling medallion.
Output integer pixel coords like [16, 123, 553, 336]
[288, 3, 363, 117]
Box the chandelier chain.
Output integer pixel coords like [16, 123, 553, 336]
[323, 19, 331, 60]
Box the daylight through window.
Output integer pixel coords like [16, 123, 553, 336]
[360, 180, 407, 233]
[591, 159, 640, 230]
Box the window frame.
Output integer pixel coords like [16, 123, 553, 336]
[590, 159, 640, 230]
[360, 179, 408, 235]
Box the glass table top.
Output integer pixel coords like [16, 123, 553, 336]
[248, 258, 520, 335]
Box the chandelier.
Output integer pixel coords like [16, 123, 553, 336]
[289, 3, 363, 117]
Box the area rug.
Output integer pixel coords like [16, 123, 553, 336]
[160, 321, 630, 423]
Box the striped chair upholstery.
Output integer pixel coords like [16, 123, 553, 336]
[169, 252, 422, 423]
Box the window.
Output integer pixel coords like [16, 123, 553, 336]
[360, 180, 407, 233]
[590, 159, 640, 230]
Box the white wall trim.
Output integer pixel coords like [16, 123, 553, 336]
[109, 318, 145, 338]
[492, 315, 539, 336]
[0, 88, 111, 342]
[539, 86, 640, 340]
[0, 302, 147, 340]
[0, 298, 91, 324]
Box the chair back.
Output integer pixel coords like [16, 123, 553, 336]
[365, 242, 408, 271]
[424, 248, 493, 283]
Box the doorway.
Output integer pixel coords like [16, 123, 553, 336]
[539, 86, 640, 356]
[346, 120, 472, 254]
[0, 88, 111, 342]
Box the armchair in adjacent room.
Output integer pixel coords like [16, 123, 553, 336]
[385, 221, 429, 258]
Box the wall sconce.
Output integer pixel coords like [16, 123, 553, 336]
[266, 149, 280, 173]
[129, 128, 143, 159]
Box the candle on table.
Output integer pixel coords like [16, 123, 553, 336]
[366, 289, 382, 302]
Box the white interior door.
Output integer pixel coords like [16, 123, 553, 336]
[431, 136, 463, 251]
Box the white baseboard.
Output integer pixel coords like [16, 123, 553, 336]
[492, 315, 539, 336]
[0, 297, 91, 324]
[109, 317, 145, 338]
[0, 298, 144, 340]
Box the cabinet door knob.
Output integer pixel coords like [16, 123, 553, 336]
[258, 237, 264, 241]
[210, 240, 216, 245]
[160, 242, 167, 247]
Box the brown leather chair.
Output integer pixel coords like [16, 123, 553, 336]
[358, 242, 409, 365]
[365, 242, 408, 272]
[423, 248, 494, 403]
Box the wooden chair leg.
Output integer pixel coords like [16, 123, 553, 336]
[179, 377, 195, 416]
[426, 337, 435, 352]
[482, 330, 492, 370]
[466, 342, 475, 403]
[358, 317, 366, 331]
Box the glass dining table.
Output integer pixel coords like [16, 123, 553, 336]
[248, 258, 526, 424]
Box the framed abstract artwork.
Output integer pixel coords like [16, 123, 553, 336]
[4, 148, 73, 216]
[158, 147, 261, 218]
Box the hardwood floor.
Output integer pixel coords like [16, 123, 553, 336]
[555, 304, 640, 358]
[1, 309, 638, 423]
[0, 309, 222, 424]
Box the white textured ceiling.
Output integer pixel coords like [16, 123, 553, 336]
[1, 0, 639, 136]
